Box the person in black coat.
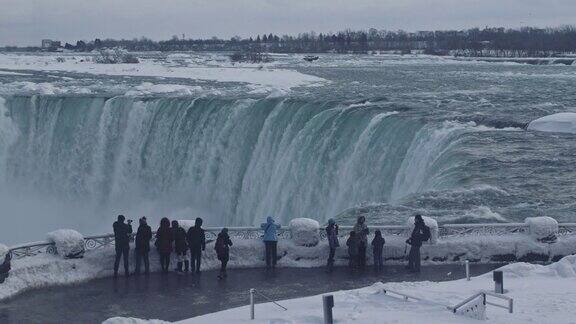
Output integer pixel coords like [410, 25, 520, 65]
[134, 217, 152, 275]
[346, 231, 359, 269]
[172, 220, 189, 272]
[371, 230, 385, 272]
[215, 228, 233, 279]
[155, 217, 173, 273]
[406, 214, 428, 273]
[0, 253, 11, 284]
[325, 219, 339, 272]
[187, 218, 206, 274]
[113, 215, 133, 278]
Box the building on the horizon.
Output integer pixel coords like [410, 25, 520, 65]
[41, 39, 61, 50]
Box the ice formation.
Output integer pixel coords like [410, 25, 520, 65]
[527, 112, 576, 134]
[525, 216, 558, 240]
[46, 229, 85, 258]
[289, 218, 320, 247]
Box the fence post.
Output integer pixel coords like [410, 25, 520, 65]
[323, 295, 334, 324]
[493, 271, 504, 294]
[465, 260, 470, 281]
[250, 288, 255, 320]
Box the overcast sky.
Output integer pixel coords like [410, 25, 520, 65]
[1, 0, 575, 46]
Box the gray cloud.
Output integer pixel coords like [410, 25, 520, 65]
[1, 0, 575, 46]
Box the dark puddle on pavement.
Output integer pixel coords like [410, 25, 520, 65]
[0, 264, 503, 324]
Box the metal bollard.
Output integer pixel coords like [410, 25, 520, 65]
[323, 295, 334, 324]
[250, 288, 255, 320]
[493, 271, 504, 294]
[465, 260, 470, 281]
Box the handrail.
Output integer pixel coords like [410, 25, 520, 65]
[381, 287, 513, 315]
[381, 288, 453, 310]
[451, 291, 513, 314]
[8, 222, 576, 260]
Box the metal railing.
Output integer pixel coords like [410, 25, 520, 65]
[381, 287, 513, 314]
[8, 222, 576, 260]
[451, 291, 513, 314]
[381, 288, 453, 310]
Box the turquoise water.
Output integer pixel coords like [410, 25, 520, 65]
[1, 54, 575, 243]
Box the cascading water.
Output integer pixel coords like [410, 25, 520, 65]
[0, 95, 474, 242]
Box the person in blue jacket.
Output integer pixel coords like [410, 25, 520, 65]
[260, 216, 281, 269]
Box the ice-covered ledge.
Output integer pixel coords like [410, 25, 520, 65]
[1, 219, 575, 301]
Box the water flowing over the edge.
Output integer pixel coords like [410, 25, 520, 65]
[0, 95, 480, 228]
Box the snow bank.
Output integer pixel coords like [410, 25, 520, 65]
[527, 112, 576, 134]
[495, 254, 576, 279]
[116, 255, 576, 324]
[103, 318, 168, 324]
[406, 216, 439, 244]
[525, 217, 558, 241]
[0, 244, 7, 260]
[289, 218, 320, 247]
[0, 53, 326, 92]
[125, 82, 203, 96]
[46, 229, 85, 258]
[2, 228, 576, 301]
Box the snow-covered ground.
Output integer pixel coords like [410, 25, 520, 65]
[104, 255, 576, 324]
[0, 52, 326, 94]
[2, 227, 576, 302]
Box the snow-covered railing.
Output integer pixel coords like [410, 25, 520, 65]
[8, 223, 576, 260]
[381, 287, 513, 319]
[7, 227, 293, 260]
[9, 241, 57, 259]
[451, 290, 513, 314]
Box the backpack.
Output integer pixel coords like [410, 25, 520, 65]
[421, 225, 431, 242]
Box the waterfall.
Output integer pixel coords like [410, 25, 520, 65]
[0, 95, 470, 231]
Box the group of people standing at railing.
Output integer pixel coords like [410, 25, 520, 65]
[112, 213, 430, 279]
[113, 215, 222, 278]
[113, 214, 279, 278]
[329, 214, 430, 273]
[326, 216, 387, 272]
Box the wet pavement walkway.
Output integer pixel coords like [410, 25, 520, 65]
[0, 264, 502, 324]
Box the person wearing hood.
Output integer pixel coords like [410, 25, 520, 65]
[187, 217, 206, 274]
[113, 215, 133, 278]
[371, 230, 385, 272]
[325, 219, 339, 272]
[172, 220, 189, 272]
[352, 216, 369, 268]
[215, 228, 233, 279]
[134, 217, 152, 275]
[406, 214, 430, 273]
[155, 217, 173, 273]
[260, 216, 281, 269]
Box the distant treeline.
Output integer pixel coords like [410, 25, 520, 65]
[4, 26, 576, 57]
